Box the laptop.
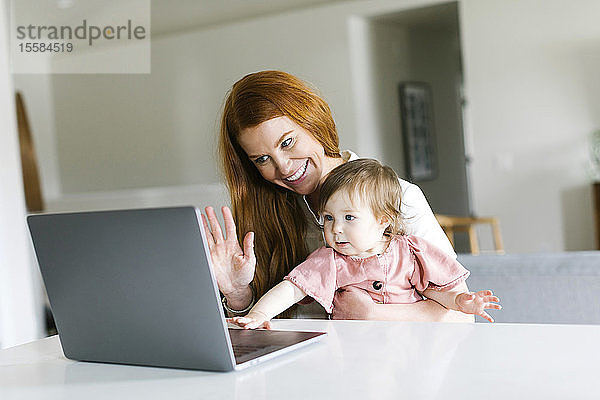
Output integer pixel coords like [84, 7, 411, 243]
[27, 206, 326, 372]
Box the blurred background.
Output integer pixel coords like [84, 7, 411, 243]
[2, 0, 600, 347]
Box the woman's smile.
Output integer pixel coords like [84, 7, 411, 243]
[284, 160, 309, 183]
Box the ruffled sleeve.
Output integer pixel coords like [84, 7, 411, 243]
[284, 246, 337, 313]
[407, 235, 470, 292]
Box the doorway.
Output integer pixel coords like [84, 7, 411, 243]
[352, 1, 472, 252]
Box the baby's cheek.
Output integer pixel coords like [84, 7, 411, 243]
[323, 231, 334, 247]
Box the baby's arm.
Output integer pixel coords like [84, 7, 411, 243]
[230, 281, 307, 329]
[421, 283, 501, 323]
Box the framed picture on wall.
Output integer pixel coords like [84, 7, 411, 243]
[398, 82, 437, 181]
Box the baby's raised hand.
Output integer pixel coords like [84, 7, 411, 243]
[228, 311, 272, 330]
[455, 290, 501, 323]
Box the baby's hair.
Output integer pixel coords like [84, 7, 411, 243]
[317, 158, 405, 236]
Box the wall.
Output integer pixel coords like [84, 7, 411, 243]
[12, 0, 600, 252]
[460, 0, 600, 252]
[48, 8, 356, 194]
[14, 0, 437, 199]
[348, 18, 411, 175]
[0, 0, 43, 348]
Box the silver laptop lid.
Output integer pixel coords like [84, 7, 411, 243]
[28, 207, 237, 371]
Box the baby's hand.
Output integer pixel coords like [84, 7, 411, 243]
[227, 311, 272, 330]
[455, 290, 501, 323]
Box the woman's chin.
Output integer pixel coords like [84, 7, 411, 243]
[277, 178, 317, 195]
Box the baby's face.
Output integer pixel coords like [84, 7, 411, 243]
[321, 191, 389, 258]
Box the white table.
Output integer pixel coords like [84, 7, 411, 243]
[1, 320, 598, 399]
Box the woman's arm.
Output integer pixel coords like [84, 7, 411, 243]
[231, 281, 307, 329]
[332, 286, 475, 322]
[399, 182, 456, 258]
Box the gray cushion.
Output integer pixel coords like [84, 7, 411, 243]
[457, 252, 600, 324]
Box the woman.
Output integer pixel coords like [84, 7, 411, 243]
[202, 70, 472, 322]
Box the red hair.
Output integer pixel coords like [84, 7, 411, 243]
[219, 71, 341, 311]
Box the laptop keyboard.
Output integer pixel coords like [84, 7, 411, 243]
[232, 344, 278, 358]
[227, 327, 326, 364]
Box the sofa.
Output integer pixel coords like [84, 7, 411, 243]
[457, 251, 600, 324]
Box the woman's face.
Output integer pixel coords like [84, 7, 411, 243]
[238, 116, 340, 195]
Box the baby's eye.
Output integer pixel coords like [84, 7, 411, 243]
[345, 215, 355, 221]
[281, 137, 293, 148]
[254, 155, 269, 165]
[323, 215, 333, 222]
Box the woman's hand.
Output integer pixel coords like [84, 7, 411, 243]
[331, 286, 376, 320]
[332, 285, 476, 322]
[202, 206, 256, 306]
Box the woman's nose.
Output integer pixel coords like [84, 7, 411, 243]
[274, 156, 293, 176]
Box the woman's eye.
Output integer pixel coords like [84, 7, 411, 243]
[345, 215, 355, 221]
[323, 215, 333, 222]
[254, 155, 269, 165]
[281, 137, 293, 148]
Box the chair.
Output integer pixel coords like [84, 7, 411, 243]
[435, 214, 504, 255]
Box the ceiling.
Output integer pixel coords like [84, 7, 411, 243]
[17, 0, 354, 37]
[149, 0, 354, 36]
[373, 2, 458, 30]
[14, 1, 457, 38]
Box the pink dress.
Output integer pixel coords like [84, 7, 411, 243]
[284, 235, 470, 313]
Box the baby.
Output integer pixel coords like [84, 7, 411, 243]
[231, 159, 501, 328]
